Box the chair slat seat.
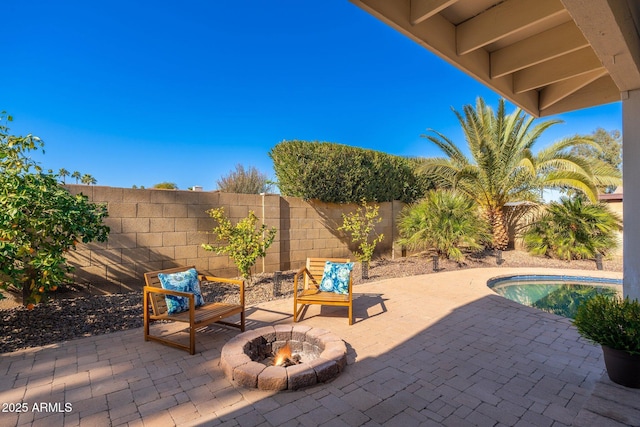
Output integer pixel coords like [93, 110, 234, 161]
[149, 302, 243, 324]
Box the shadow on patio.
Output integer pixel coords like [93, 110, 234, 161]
[1, 268, 639, 426]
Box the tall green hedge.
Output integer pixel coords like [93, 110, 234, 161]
[268, 140, 431, 203]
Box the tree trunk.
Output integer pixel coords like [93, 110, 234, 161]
[487, 207, 509, 250]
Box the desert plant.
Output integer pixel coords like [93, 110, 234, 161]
[574, 295, 640, 355]
[202, 208, 276, 281]
[523, 196, 621, 260]
[0, 112, 110, 306]
[216, 164, 272, 194]
[420, 97, 621, 249]
[338, 201, 384, 279]
[397, 189, 489, 261]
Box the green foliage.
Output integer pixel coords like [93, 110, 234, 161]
[153, 182, 178, 189]
[58, 168, 69, 184]
[421, 97, 621, 249]
[568, 128, 622, 193]
[81, 174, 97, 185]
[574, 295, 640, 355]
[523, 196, 621, 260]
[269, 140, 431, 203]
[338, 201, 384, 263]
[202, 208, 277, 281]
[0, 112, 110, 305]
[216, 164, 272, 194]
[396, 190, 489, 261]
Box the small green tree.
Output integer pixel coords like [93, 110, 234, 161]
[71, 171, 81, 184]
[0, 112, 110, 306]
[523, 196, 621, 260]
[397, 190, 489, 262]
[338, 201, 384, 279]
[153, 182, 178, 189]
[202, 208, 276, 281]
[216, 164, 273, 194]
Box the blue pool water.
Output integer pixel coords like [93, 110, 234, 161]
[488, 275, 622, 319]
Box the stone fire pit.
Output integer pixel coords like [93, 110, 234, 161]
[220, 325, 347, 391]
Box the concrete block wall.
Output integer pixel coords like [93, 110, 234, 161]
[63, 185, 401, 293]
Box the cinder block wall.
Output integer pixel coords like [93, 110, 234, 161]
[64, 185, 400, 293]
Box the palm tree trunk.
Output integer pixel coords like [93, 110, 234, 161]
[486, 207, 509, 250]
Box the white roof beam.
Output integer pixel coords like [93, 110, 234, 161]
[540, 75, 621, 116]
[490, 21, 588, 78]
[561, 0, 640, 91]
[513, 47, 603, 93]
[456, 0, 566, 55]
[539, 69, 609, 110]
[411, 0, 459, 25]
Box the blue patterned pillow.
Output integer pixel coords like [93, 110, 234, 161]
[319, 261, 354, 294]
[158, 268, 205, 314]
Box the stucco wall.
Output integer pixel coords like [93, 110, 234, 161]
[64, 185, 400, 293]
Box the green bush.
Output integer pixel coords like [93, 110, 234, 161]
[523, 196, 621, 260]
[268, 140, 431, 203]
[216, 164, 273, 194]
[0, 112, 110, 306]
[574, 295, 640, 355]
[202, 208, 276, 281]
[338, 201, 384, 264]
[396, 190, 489, 261]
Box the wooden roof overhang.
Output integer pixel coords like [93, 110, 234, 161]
[348, 0, 640, 117]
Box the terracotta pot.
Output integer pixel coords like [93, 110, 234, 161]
[601, 345, 640, 388]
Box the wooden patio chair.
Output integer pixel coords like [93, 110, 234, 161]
[143, 265, 245, 354]
[293, 258, 354, 325]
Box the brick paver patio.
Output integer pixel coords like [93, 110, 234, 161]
[1, 267, 639, 426]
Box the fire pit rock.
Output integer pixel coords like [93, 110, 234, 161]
[220, 325, 347, 391]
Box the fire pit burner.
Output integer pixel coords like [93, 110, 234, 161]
[221, 325, 347, 391]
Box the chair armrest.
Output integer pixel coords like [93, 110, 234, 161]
[294, 267, 311, 293]
[144, 286, 196, 321]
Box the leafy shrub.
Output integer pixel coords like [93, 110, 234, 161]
[523, 196, 621, 260]
[216, 164, 273, 194]
[574, 295, 640, 355]
[268, 140, 431, 203]
[338, 201, 384, 279]
[396, 190, 489, 261]
[202, 208, 276, 281]
[153, 182, 178, 189]
[0, 112, 110, 306]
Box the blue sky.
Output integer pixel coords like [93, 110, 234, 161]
[4, 1, 622, 191]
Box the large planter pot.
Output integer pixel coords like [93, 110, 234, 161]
[602, 345, 640, 388]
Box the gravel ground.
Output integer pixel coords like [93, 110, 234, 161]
[0, 250, 623, 354]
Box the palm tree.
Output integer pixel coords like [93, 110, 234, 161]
[58, 168, 69, 184]
[81, 174, 97, 185]
[420, 97, 621, 250]
[396, 189, 489, 261]
[523, 196, 622, 260]
[71, 171, 81, 184]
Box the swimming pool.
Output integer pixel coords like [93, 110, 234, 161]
[488, 275, 622, 319]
